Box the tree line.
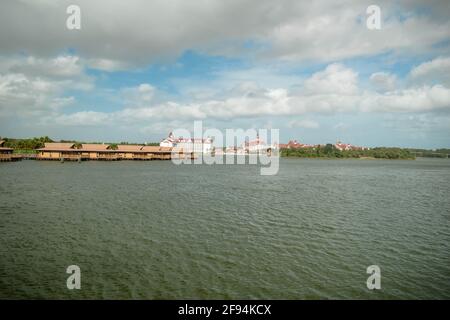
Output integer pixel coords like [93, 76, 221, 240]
[281, 144, 416, 159]
[1, 136, 53, 151]
[407, 148, 450, 158]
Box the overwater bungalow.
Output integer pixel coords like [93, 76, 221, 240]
[0, 140, 20, 162]
[36, 142, 181, 161]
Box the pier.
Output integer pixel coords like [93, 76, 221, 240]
[0, 154, 22, 162]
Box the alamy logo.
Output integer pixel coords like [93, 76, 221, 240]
[366, 5, 381, 30]
[366, 265, 381, 290]
[66, 5, 81, 30]
[66, 265, 81, 290]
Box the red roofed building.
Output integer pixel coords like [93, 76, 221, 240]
[243, 134, 268, 153]
[334, 141, 368, 151]
[278, 140, 314, 149]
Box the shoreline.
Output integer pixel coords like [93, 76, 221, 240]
[281, 155, 416, 160]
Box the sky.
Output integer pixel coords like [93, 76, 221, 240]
[1, 0, 450, 148]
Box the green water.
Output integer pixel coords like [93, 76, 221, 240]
[0, 158, 449, 299]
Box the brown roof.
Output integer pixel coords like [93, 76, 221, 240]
[116, 145, 143, 152]
[35, 142, 173, 153]
[81, 143, 110, 151]
[37, 142, 75, 151]
[159, 146, 173, 152]
[0, 140, 4, 147]
[141, 146, 173, 153]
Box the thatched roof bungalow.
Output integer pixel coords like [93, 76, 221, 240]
[36, 142, 178, 161]
[0, 140, 19, 162]
[0, 140, 13, 153]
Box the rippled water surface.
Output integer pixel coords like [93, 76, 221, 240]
[0, 158, 449, 299]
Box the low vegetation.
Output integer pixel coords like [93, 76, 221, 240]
[281, 145, 416, 159]
[1, 136, 53, 153]
[407, 148, 450, 158]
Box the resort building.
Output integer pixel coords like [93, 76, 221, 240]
[176, 137, 213, 154]
[160, 132, 176, 148]
[213, 147, 224, 155]
[224, 146, 238, 154]
[36, 142, 179, 161]
[242, 135, 275, 154]
[278, 139, 368, 151]
[334, 141, 368, 151]
[278, 140, 315, 149]
[160, 132, 214, 154]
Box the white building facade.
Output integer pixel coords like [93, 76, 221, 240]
[243, 135, 274, 154]
[160, 132, 214, 154]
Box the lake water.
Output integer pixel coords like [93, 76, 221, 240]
[0, 158, 449, 299]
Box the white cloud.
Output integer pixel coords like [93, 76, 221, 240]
[70, 65, 450, 127]
[265, 2, 450, 62]
[0, 73, 63, 115]
[120, 83, 158, 108]
[0, 1, 449, 66]
[0, 55, 92, 116]
[8, 55, 83, 78]
[104, 64, 450, 123]
[86, 59, 132, 72]
[303, 64, 358, 95]
[288, 119, 320, 129]
[370, 72, 397, 92]
[50, 111, 111, 126]
[410, 57, 450, 78]
[409, 57, 450, 86]
[360, 85, 450, 113]
[4, 61, 450, 131]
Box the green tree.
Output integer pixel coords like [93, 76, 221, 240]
[109, 143, 118, 150]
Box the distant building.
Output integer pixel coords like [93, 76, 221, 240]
[243, 135, 266, 153]
[160, 132, 214, 154]
[225, 146, 238, 154]
[242, 134, 275, 154]
[334, 141, 368, 151]
[278, 140, 314, 149]
[177, 137, 214, 154]
[214, 147, 224, 155]
[160, 132, 176, 148]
